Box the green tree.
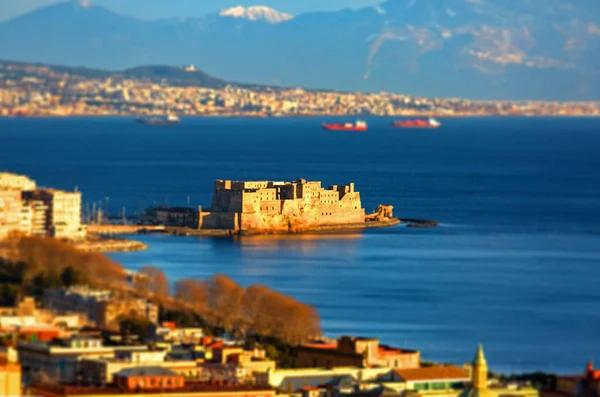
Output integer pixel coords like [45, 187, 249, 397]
[60, 266, 81, 287]
[265, 344, 279, 361]
[119, 316, 152, 340]
[0, 284, 19, 306]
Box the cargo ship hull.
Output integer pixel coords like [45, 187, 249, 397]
[136, 115, 180, 125]
[392, 124, 440, 129]
[391, 118, 440, 129]
[322, 124, 367, 131]
[136, 119, 180, 125]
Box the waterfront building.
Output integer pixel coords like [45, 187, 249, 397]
[0, 172, 36, 191]
[297, 336, 420, 369]
[154, 206, 199, 227]
[19, 201, 34, 235]
[0, 188, 22, 238]
[0, 187, 54, 238]
[200, 178, 366, 232]
[26, 199, 50, 236]
[24, 188, 86, 240]
[0, 172, 86, 241]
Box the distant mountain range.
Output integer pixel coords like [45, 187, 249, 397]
[0, 59, 280, 92]
[218, 6, 293, 24]
[1, 0, 599, 100]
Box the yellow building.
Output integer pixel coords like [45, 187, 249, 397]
[0, 348, 22, 397]
[457, 345, 538, 397]
[458, 345, 492, 397]
[202, 178, 366, 232]
[389, 346, 538, 397]
[25, 188, 86, 240]
[0, 172, 36, 191]
[0, 188, 23, 238]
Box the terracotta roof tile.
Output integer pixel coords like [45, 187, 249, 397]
[394, 366, 469, 382]
[302, 343, 338, 350]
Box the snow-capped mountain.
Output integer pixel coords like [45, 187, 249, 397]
[0, 0, 598, 99]
[218, 6, 293, 24]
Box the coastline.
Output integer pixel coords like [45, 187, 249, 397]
[2, 114, 600, 119]
[85, 217, 437, 240]
[74, 238, 148, 253]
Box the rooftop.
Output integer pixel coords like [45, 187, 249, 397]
[30, 381, 275, 396]
[114, 366, 178, 378]
[378, 345, 417, 357]
[393, 366, 470, 382]
[302, 342, 338, 350]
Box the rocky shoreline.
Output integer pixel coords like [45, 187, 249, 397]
[84, 216, 438, 241]
[74, 237, 148, 253]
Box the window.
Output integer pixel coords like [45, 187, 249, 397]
[432, 382, 447, 390]
[414, 383, 427, 391]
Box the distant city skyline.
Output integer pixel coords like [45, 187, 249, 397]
[0, 0, 382, 22]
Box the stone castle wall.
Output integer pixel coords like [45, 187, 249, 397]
[200, 179, 366, 233]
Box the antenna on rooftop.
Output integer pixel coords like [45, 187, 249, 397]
[85, 203, 91, 224]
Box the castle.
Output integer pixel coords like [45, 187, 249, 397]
[199, 178, 366, 233]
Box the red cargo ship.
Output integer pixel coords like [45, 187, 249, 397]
[391, 117, 441, 128]
[322, 119, 368, 131]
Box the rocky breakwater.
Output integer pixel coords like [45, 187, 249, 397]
[74, 238, 148, 253]
[80, 224, 155, 252]
[86, 224, 165, 235]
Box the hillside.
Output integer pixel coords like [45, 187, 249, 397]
[0, 0, 599, 99]
[0, 59, 275, 91]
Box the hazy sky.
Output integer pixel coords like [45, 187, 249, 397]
[0, 0, 383, 22]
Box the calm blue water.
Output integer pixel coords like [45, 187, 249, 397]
[1, 116, 600, 375]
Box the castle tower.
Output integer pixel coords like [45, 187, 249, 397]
[472, 344, 488, 390]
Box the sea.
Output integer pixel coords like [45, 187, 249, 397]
[1, 116, 599, 375]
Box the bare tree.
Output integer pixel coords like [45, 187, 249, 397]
[138, 266, 170, 299]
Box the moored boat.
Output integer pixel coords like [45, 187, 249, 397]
[391, 117, 440, 128]
[136, 115, 180, 125]
[322, 119, 368, 131]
